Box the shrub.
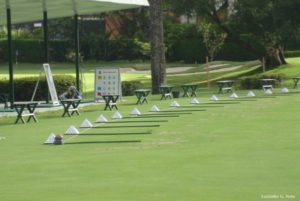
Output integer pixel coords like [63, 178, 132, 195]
[285, 50, 300, 58]
[121, 81, 142, 96]
[0, 75, 76, 101]
[238, 76, 262, 89]
[0, 39, 71, 63]
[49, 40, 71, 62]
[238, 74, 285, 89]
[164, 24, 266, 62]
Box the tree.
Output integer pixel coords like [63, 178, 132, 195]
[167, 0, 300, 69]
[149, 0, 166, 94]
[198, 22, 227, 61]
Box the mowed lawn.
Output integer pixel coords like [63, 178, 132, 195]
[0, 90, 300, 201]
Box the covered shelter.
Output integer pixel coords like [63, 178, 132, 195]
[0, 0, 149, 106]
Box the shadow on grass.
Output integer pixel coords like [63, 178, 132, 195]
[96, 120, 168, 123]
[124, 115, 179, 119]
[93, 124, 160, 128]
[181, 105, 224, 108]
[160, 109, 205, 112]
[202, 102, 241, 104]
[142, 112, 193, 115]
[79, 131, 152, 136]
[64, 140, 142, 145]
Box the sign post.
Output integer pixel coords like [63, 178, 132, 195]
[94, 68, 121, 101]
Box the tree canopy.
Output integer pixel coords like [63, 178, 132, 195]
[167, 0, 300, 68]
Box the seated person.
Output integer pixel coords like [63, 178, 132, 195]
[59, 86, 82, 100]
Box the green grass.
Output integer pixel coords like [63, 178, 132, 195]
[1, 58, 300, 200]
[0, 90, 300, 201]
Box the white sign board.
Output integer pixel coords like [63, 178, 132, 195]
[94, 68, 121, 100]
[43, 63, 60, 105]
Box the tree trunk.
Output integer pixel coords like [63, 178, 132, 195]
[149, 0, 166, 94]
[209, 12, 287, 70]
[277, 46, 287, 65]
[260, 47, 287, 69]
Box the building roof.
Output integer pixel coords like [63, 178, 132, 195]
[0, 0, 149, 25]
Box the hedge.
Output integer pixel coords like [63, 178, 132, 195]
[0, 39, 71, 63]
[167, 36, 265, 63]
[121, 80, 142, 96]
[1, 38, 296, 64]
[238, 74, 285, 90]
[285, 50, 300, 58]
[0, 75, 76, 101]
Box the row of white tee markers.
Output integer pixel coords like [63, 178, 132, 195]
[44, 87, 290, 144]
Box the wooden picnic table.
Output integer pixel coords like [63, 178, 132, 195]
[292, 77, 300, 88]
[102, 95, 119, 110]
[13, 102, 38, 124]
[181, 84, 198, 97]
[135, 89, 150, 104]
[259, 78, 277, 91]
[159, 85, 173, 100]
[216, 80, 235, 93]
[60, 99, 81, 117]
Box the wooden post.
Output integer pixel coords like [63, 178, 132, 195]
[206, 56, 211, 90]
[262, 57, 266, 73]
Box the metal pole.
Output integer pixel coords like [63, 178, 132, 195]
[43, 10, 50, 103]
[6, 6, 14, 107]
[74, 14, 80, 92]
[43, 11, 49, 62]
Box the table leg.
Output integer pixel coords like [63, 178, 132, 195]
[136, 95, 142, 104]
[227, 83, 233, 93]
[26, 105, 38, 122]
[142, 97, 148, 104]
[27, 115, 37, 122]
[111, 104, 118, 110]
[182, 86, 189, 97]
[111, 96, 119, 110]
[15, 105, 26, 124]
[293, 78, 299, 89]
[62, 102, 72, 117]
[218, 84, 223, 93]
[191, 86, 198, 97]
[104, 102, 111, 110]
[15, 106, 25, 124]
[70, 102, 80, 116]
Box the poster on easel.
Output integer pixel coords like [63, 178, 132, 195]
[94, 68, 121, 101]
[43, 63, 60, 105]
